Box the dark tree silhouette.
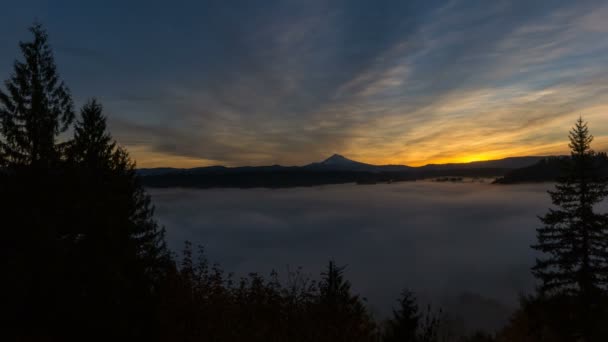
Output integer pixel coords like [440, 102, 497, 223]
[157, 252, 381, 342]
[0, 25, 172, 340]
[65, 99, 171, 338]
[69, 99, 115, 168]
[533, 118, 608, 295]
[383, 290, 420, 342]
[71, 98, 171, 273]
[532, 117, 608, 339]
[499, 294, 581, 342]
[0, 24, 76, 340]
[382, 289, 442, 342]
[315, 261, 377, 342]
[0, 23, 74, 168]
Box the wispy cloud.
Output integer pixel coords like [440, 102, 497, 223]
[3, 0, 607, 167]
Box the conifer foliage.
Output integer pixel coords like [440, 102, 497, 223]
[533, 117, 608, 297]
[382, 289, 442, 342]
[531, 117, 608, 340]
[69, 99, 115, 168]
[383, 290, 421, 342]
[0, 25, 169, 340]
[69, 98, 170, 279]
[316, 261, 377, 341]
[0, 23, 74, 167]
[65, 99, 171, 338]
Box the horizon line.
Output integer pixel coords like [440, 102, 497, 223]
[136, 153, 566, 170]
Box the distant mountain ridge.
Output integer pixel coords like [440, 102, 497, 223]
[137, 154, 551, 188]
[138, 154, 544, 176]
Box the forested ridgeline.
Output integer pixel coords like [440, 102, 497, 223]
[494, 153, 608, 184]
[3, 24, 608, 342]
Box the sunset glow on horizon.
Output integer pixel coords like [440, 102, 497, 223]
[3, 1, 608, 168]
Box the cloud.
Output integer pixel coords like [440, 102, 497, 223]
[4, 0, 607, 167]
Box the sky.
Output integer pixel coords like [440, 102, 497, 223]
[1, 0, 608, 167]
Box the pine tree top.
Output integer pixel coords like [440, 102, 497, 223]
[0, 23, 74, 167]
[71, 99, 116, 169]
[568, 116, 593, 157]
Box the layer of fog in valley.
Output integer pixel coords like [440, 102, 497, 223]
[149, 181, 569, 333]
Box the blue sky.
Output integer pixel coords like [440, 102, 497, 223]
[1, 0, 608, 167]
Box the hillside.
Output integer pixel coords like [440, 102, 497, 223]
[494, 153, 608, 184]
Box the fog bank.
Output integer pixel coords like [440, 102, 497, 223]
[149, 181, 557, 332]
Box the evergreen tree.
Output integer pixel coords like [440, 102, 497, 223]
[0, 23, 74, 168]
[69, 99, 115, 168]
[315, 261, 377, 342]
[319, 261, 355, 309]
[71, 99, 170, 271]
[533, 117, 608, 296]
[383, 290, 420, 342]
[65, 99, 171, 338]
[382, 290, 442, 342]
[0, 24, 75, 339]
[532, 117, 608, 338]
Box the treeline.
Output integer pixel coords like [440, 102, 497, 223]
[141, 169, 417, 188]
[4, 24, 608, 341]
[162, 245, 378, 342]
[494, 153, 608, 184]
[139, 168, 510, 189]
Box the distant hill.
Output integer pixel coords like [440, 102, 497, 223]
[139, 155, 544, 176]
[420, 156, 548, 171]
[494, 153, 608, 184]
[138, 155, 546, 188]
[493, 157, 569, 184]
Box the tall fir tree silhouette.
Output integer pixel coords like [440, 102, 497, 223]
[0, 24, 76, 340]
[0, 23, 74, 168]
[532, 117, 608, 338]
[69, 98, 172, 278]
[533, 117, 608, 296]
[66, 99, 171, 338]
